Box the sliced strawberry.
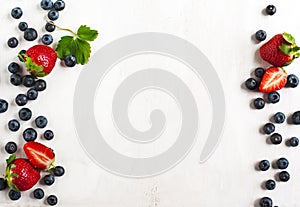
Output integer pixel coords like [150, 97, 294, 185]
[259, 67, 287, 93]
[23, 142, 55, 170]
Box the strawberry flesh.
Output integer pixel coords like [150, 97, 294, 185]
[259, 67, 287, 93]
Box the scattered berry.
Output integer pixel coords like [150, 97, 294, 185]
[263, 123, 275, 135]
[279, 171, 290, 182]
[15, 94, 28, 106]
[19, 108, 32, 121]
[40, 0, 53, 10]
[289, 137, 299, 147]
[11, 7, 23, 19]
[64, 54, 77, 67]
[48, 10, 59, 21]
[259, 197, 272, 207]
[0, 99, 8, 113]
[54, 0, 65, 11]
[45, 21, 56, 32]
[270, 133, 282, 145]
[33, 188, 44, 199]
[276, 157, 289, 169]
[18, 21, 28, 31]
[27, 88, 38, 100]
[8, 62, 20, 74]
[258, 160, 270, 171]
[7, 37, 18, 48]
[253, 98, 265, 109]
[266, 5, 276, 15]
[22, 75, 35, 87]
[259, 67, 287, 92]
[35, 79, 47, 91]
[255, 30, 267, 41]
[245, 78, 258, 90]
[291, 111, 300, 125]
[24, 28, 38, 41]
[265, 179, 276, 190]
[267, 91, 280, 104]
[43, 174, 55, 185]
[10, 74, 22, 86]
[41, 34, 53, 45]
[53, 166, 65, 177]
[0, 178, 7, 191]
[47, 195, 58, 206]
[286, 74, 299, 88]
[254, 67, 265, 78]
[8, 189, 21, 201]
[23, 128, 37, 142]
[273, 112, 285, 124]
[35, 116, 48, 128]
[5, 142, 17, 154]
[8, 119, 20, 132]
[44, 130, 54, 140]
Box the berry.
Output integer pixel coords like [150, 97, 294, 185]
[44, 130, 54, 140]
[22, 75, 35, 87]
[24, 28, 38, 41]
[255, 30, 267, 41]
[11, 7, 23, 19]
[8, 62, 20, 74]
[33, 188, 44, 199]
[48, 10, 59, 21]
[245, 78, 257, 90]
[45, 21, 56, 32]
[270, 133, 282, 145]
[274, 112, 285, 124]
[279, 171, 290, 182]
[35, 79, 47, 91]
[15, 94, 28, 106]
[259, 197, 272, 207]
[265, 179, 276, 190]
[27, 88, 38, 100]
[276, 158, 289, 169]
[0, 99, 8, 113]
[258, 160, 270, 171]
[10, 74, 22, 86]
[8, 119, 20, 132]
[289, 137, 299, 147]
[266, 5, 276, 15]
[40, 0, 53, 10]
[41, 34, 53, 45]
[253, 98, 265, 109]
[64, 54, 77, 67]
[47, 195, 58, 206]
[43, 174, 55, 185]
[8, 190, 21, 201]
[292, 111, 300, 125]
[259, 67, 287, 92]
[23, 128, 37, 142]
[263, 123, 275, 135]
[54, 0, 65, 11]
[18, 21, 28, 31]
[5, 142, 17, 154]
[286, 74, 299, 88]
[53, 166, 65, 176]
[0, 178, 7, 190]
[19, 108, 32, 121]
[254, 67, 265, 78]
[267, 91, 280, 104]
[7, 37, 18, 48]
[35, 116, 48, 128]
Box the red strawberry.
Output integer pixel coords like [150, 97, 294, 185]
[259, 67, 287, 93]
[20, 45, 57, 77]
[4, 154, 40, 192]
[260, 32, 300, 67]
[23, 142, 55, 170]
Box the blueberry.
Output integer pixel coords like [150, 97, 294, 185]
[10, 74, 22, 86]
[47, 195, 58, 206]
[289, 137, 299, 147]
[48, 10, 59, 21]
[44, 130, 54, 140]
[40, 0, 53, 10]
[11, 7, 23, 19]
[33, 188, 44, 199]
[35, 116, 48, 128]
[53, 166, 65, 176]
[254, 67, 265, 78]
[24, 28, 38, 41]
[35, 79, 47, 91]
[8, 189, 21, 201]
[64, 54, 77, 67]
[15, 94, 28, 106]
[286, 74, 299, 88]
[255, 30, 267, 41]
[19, 108, 32, 121]
[23, 75, 35, 87]
[292, 111, 300, 125]
[279, 171, 290, 182]
[265, 179, 276, 190]
[18, 50, 26, 62]
[54, 0, 65, 11]
[45, 21, 56, 32]
[0, 178, 7, 191]
[8, 119, 20, 132]
[268, 91, 280, 104]
[7, 37, 18, 48]
[276, 157, 289, 169]
[41, 34, 53, 45]
[5, 142, 17, 154]
[266, 5, 276, 15]
[23, 128, 37, 142]
[259, 197, 272, 207]
[44, 174, 55, 185]
[245, 78, 258, 90]
[18, 21, 28, 31]
[270, 133, 282, 145]
[27, 88, 38, 100]
[253, 98, 265, 109]
[0, 99, 8, 113]
[8, 62, 20, 74]
[273, 112, 285, 124]
[258, 160, 270, 171]
[263, 123, 275, 135]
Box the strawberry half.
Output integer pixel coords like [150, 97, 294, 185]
[20, 45, 57, 77]
[23, 142, 55, 170]
[259, 67, 287, 93]
[260, 32, 300, 67]
[4, 154, 40, 192]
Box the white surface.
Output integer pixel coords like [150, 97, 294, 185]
[1, 0, 300, 206]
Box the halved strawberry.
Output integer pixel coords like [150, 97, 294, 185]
[259, 67, 288, 93]
[23, 142, 55, 170]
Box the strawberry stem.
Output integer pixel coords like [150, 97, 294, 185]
[46, 20, 78, 37]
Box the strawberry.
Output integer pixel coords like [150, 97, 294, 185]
[19, 45, 57, 77]
[260, 32, 300, 67]
[23, 142, 55, 170]
[259, 67, 287, 93]
[4, 154, 40, 192]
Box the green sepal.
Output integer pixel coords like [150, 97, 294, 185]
[279, 43, 291, 55]
[9, 182, 19, 192]
[19, 54, 46, 78]
[283, 32, 296, 44]
[6, 154, 16, 166]
[4, 154, 20, 192]
[11, 173, 18, 178]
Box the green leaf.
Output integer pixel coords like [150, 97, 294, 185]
[77, 25, 98, 41]
[6, 154, 16, 166]
[279, 43, 291, 55]
[56, 36, 74, 59]
[283, 32, 296, 44]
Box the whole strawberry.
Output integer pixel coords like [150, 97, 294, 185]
[4, 154, 40, 192]
[20, 45, 57, 77]
[260, 32, 300, 67]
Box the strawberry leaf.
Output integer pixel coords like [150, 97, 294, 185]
[77, 25, 98, 41]
[283, 32, 296, 44]
[279, 44, 291, 55]
[6, 154, 16, 166]
[56, 36, 74, 59]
